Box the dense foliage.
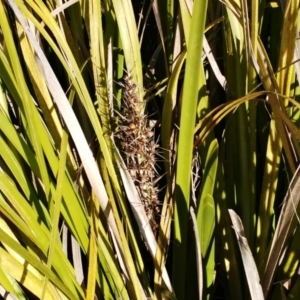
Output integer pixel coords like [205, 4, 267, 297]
[0, 0, 300, 299]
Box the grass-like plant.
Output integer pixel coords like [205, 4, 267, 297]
[1, 0, 300, 299]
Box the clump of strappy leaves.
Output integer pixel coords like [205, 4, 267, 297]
[115, 72, 160, 235]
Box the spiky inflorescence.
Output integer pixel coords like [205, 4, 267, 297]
[116, 73, 160, 235]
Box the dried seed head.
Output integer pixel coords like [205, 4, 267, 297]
[114, 70, 161, 237]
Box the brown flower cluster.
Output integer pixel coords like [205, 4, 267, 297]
[116, 73, 160, 235]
